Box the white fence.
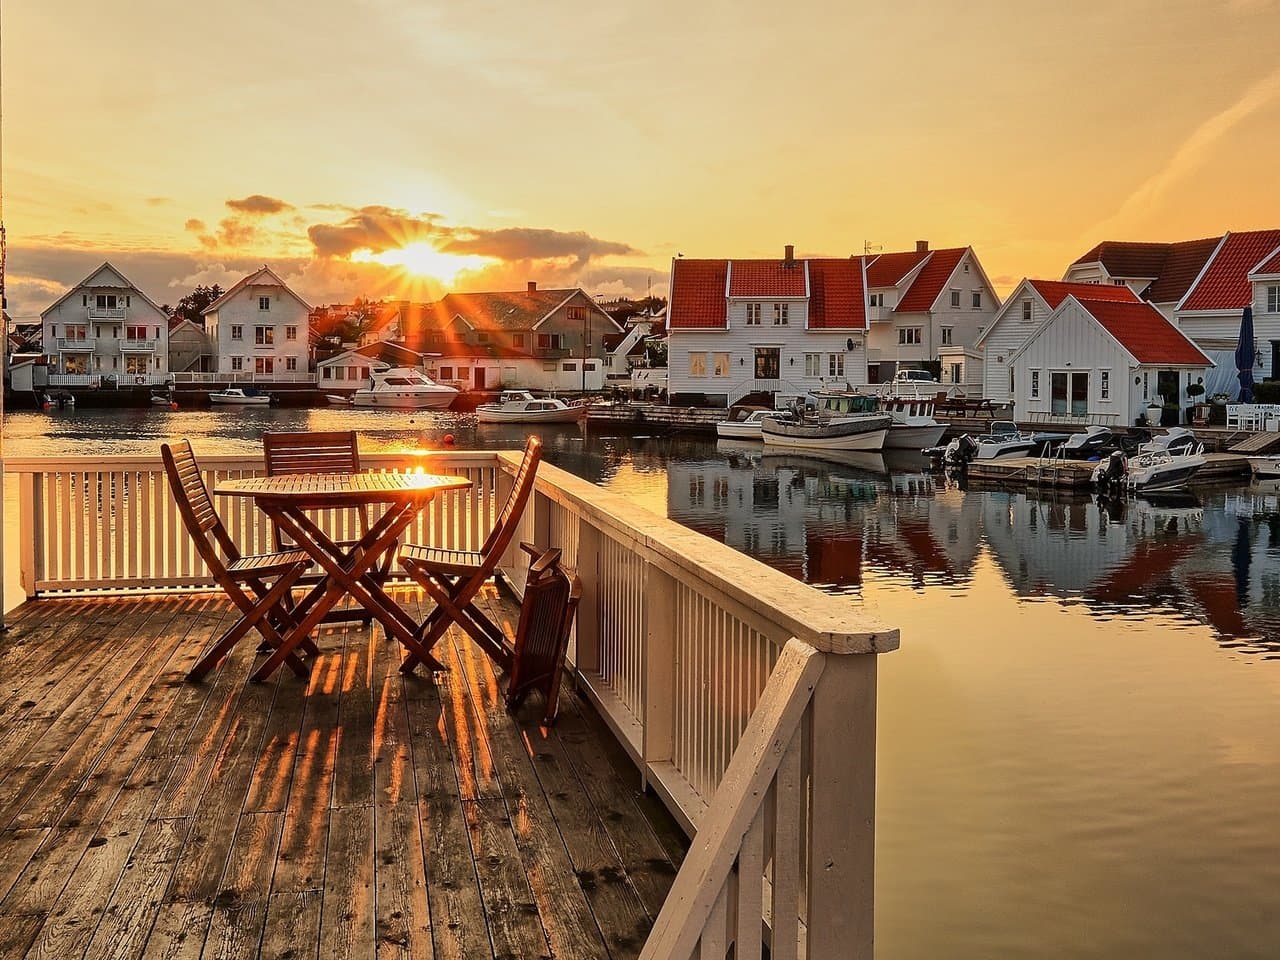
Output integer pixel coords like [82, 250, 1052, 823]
[5, 449, 898, 959]
[169, 371, 318, 385]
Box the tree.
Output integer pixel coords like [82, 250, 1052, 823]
[168, 284, 225, 325]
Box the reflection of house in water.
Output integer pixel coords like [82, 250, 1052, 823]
[666, 450, 985, 588]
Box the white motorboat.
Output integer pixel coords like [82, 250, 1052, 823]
[1247, 455, 1280, 481]
[878, 395, 947, 450]
[715, 407, 773, 440]
[476, 391, 587, 424]
[350, 368, 458, 410]
[760, 408, 891, 451]
[1138, 427, 1200, 457]
[208, 387, 271, 406]
[1055, 424, 1121, 460]
[1093, 446, 1207, 494]
[940, 421, 1038, 466]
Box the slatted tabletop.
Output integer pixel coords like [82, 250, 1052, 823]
[216, 471, 472, 507]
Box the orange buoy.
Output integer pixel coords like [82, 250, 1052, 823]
[443, 433, 455, 446]
[170, 401, 179, 411]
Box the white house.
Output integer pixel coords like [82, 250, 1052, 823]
[1008, 295, 1213, 425]
[666, 246, 870, 407]
[40, 262, 170, 385]
[203, 266, 312, 379]
[976, 280, 1143, 405]
[863, 241, 1000, 394]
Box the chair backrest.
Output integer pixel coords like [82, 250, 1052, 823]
[160, 439, 237, 575]
[507, 546, 581, 701]
[482, 437, 543, 557]
[263, 430, 361, 475]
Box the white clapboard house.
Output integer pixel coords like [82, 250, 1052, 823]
[203, 266, 312, 379]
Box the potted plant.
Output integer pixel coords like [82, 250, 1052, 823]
[1145, 399, 1164, 426]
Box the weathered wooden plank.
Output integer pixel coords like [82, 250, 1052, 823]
[142, 899, 211, 960]
[0, 913, 44, 960]
[373, 801, 434, 960]
[332, 631, 377, 809]
[201, 810, 284, 958]
[259, 889, 322, 960]
[319, 804, 376, 960]
[0, 828, 50, 908]
[464, 798, 552, 960]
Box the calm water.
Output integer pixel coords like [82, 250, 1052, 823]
[5, 407, 1280, 958]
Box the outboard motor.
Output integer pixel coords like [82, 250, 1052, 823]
[944, 434, 979, 467]
[1095, 450, 1127, 490]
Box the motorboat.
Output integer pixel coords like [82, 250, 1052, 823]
[936, 420, 1038, 467]
[476, 391, 587, 424]
[715, 406, 773, 440]
[877, 395, 948, 450]
[760, 404, 891, 452]
[1248, 455, 1280, 481]
[1055, 425, 1120, 460]
[1092, 445, 1207, 494]
[208, 387, 271, 406]
[1138, 427, 1200, 457]
[349, 368, 458, 410]
[878, 368, 948, 399]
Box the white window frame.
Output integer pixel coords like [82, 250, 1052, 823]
[1268, 285, 1280, 313]
[255, 325, 274, 346]
[1022, 299, 1033, 321]
[230, 356, 243, 371]
[971, 291, 982, 309]
[1030, 369, 1040, 399]
[868, 293, 884, 308]
[950, 290, 961, 308]
[804, 353, 822, 378]
[773, 303, 789, 326]
[1100, 369, 1110, 401]
[940, 326, 953, 346]
[285, 356, 298, 372]
[828, 353, 844, 378]
[689, 352, 707, 377]
[258, 296, 271, 311]
[746, 303, 762, 326]
[898, 327, 923, 345]
[285, 325, 298, 341]
[230, 325, 243, 341]
[1009, 367, 1014, 394]
[712, 352, 730, 377]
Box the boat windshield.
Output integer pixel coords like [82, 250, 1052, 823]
[818, 394, 878, 415]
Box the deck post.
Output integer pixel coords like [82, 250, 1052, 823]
[573, 521, 601, 674]
[641, 563, 676, 783]
[806, 652, 878, 959]
[18, 471, 37, 598]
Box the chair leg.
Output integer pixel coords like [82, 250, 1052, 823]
[191, 566, 310, 682]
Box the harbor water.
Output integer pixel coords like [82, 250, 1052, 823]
[4, 407, 1280, 959]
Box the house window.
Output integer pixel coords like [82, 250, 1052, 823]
[828, 353, 845, 377]
[63, 356, 87, 374]
[125, 355, 148, 374]
[773, 303, 789, 326]
[1009, 367, 1015, 393]
[804, 353, 822, 377]
[1022, 299, 1033, 321]
[358, 366, 369, 380]
[259, 296, 271, 310]
[584, 361, 597, 371]
[566, 306, 585, 321]
[231, 356, 243, 371]
[255, 357, 274, 375]
[537, 333, 551, 349]
[1100, 369, 1110, 400]
[231, 325, 243, 341]
[255, 326, 274, 345]
[126, 325, 147, 341]
[941, 326, 953, 345]
[1269, 286, 1280, 313]
[285, 325, 297, 341]
[335, 367, 347, 380]
[440, 366, 453, 380]
[322, 367, 332, 379]
[1143, 371, 1150, 399]
[512, 333, 525, 348]
[948, 362, 963, 384]
[868, 293, 884, 308]
[1031, 369, 1040, 399]
[542, 361, 556, 372]
[712, 352, 730, 377]
[689, 352, 707, 377]
[95, 294, 119, 309]
[64, 324, 88, 341]
[456, 366, 469, 379]
[971, 291, 982, 309]
[898, 327, 922, 345]
[477, 332, 489, 343]
[1112, 279, 1127, 286]
[562, 361, 576, 372]
[746, 303, 762, 326]
[285, 357, 298, 372]
[950, 290, 961, 308]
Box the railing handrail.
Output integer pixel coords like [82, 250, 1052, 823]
[491, 449, 897, 655]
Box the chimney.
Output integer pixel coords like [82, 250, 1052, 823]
[916, 240, 929, 254]
[784, 244, 795, 266]
[527, 281, 537, 293]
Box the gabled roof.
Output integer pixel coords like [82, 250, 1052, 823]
[1076, 297, 1212, 366]
[39, 260, 168, 319]
[806, 258, 867, 330]
[1250, 245, 1280, 278]
[895, 247, 969, 313]
[668, 256, 867, 331]
[427, 287, 613, 333]
[865, 250, 930, 287]
[727, 260, 807, 298]
[1069, 237, 1222, 304]
[1027, 279, 1140, 311]
[1181, 229, 1280, 311]
[202, 265, 312, 314]
[669, 260, 729, 329]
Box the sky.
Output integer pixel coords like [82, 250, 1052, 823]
[6, 0, 1280, 318]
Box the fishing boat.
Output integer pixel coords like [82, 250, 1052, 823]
[877, 395, 947, 450]
[760, 402, 891, 452]
[715, 407, 773, 440]
[208, 387, 271, 406]
[476, 391, 587, 424]
[349, 368, 458, 410]
[1092, 445, 1207, 494]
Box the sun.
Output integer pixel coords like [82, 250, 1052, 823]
[353, 243, 494, 285]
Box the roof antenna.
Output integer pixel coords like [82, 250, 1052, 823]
[863, 241, 882, 255]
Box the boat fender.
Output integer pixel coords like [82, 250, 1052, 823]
[170, 401, 179, 411]
[443, 434, 455, 446]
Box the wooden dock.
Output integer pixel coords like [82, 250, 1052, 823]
[0, 589, 685, 960]
[966, 452, 1253, 489]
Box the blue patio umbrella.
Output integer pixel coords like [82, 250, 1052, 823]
[1236, 305, 1256, 403]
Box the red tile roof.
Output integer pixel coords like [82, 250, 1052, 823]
[1027, 280, 1140, 311]
[806, 258, 867, 330]
[1182, 230, 1280, 311]
[1077, 297, 1210, 366]
[1069, 237, 1221, 304]
[669, 259, 729, 328]
[865, 250, 929, 287]
[895, 247, 969, 313]
[726, 260, 807, 298]
[1248, 244, 1280, 277]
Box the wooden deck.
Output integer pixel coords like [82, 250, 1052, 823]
[0, 589, 685, 960]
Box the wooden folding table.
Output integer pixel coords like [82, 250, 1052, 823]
[216, 471, 472, 681]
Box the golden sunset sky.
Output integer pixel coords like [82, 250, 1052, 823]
[6, 0, 1280, 316]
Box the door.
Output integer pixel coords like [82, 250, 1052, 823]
[1270, 341, 1279, 380]
[1051, 372, 1069, 415]
[1157, 370, 1179, 405]
[474, 366, 485, 390]
[1070, 371, 1088, 417]
[754, 348, 780, 380]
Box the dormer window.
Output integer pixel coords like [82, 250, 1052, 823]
[1021, 299, 1033, 321]
[258, 296, 271, 310]
[868, 293, 885, 308]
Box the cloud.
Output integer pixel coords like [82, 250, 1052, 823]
[184, 218, 206, 233]
[307, 205, 443, 258]
[145, 197, 172, 207]
[225, 194, 295, 216]
[1091, 64, 1280, 235]
[442, 227, 638, 263]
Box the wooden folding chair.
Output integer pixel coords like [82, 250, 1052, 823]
[505, 543, 580, 725]
[161, 439, 315, 681]
[397, 437, 543, 674]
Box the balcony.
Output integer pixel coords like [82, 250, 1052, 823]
[87, 305, 127, 320]
[119, 338, 158, 353]
[55, 337, 94, 350]
[867, 304, 891, 322]
[4, 450, 899, 959]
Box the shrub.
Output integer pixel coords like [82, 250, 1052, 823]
[1186, 382, 1206, 399]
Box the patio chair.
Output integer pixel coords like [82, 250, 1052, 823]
[505, 543, 581, 725]
[161, 439, 315, 681]
[397, 437, 542, 673]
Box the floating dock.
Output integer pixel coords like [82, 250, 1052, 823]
[966, 453, 1253, 489]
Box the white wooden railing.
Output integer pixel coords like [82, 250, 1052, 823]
[169, 371, 318, 384]
[5, 449, 898, 959]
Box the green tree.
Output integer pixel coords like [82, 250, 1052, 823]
[168, 284, 225, 325]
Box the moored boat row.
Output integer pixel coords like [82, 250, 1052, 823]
[713, 389, 947, 452]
